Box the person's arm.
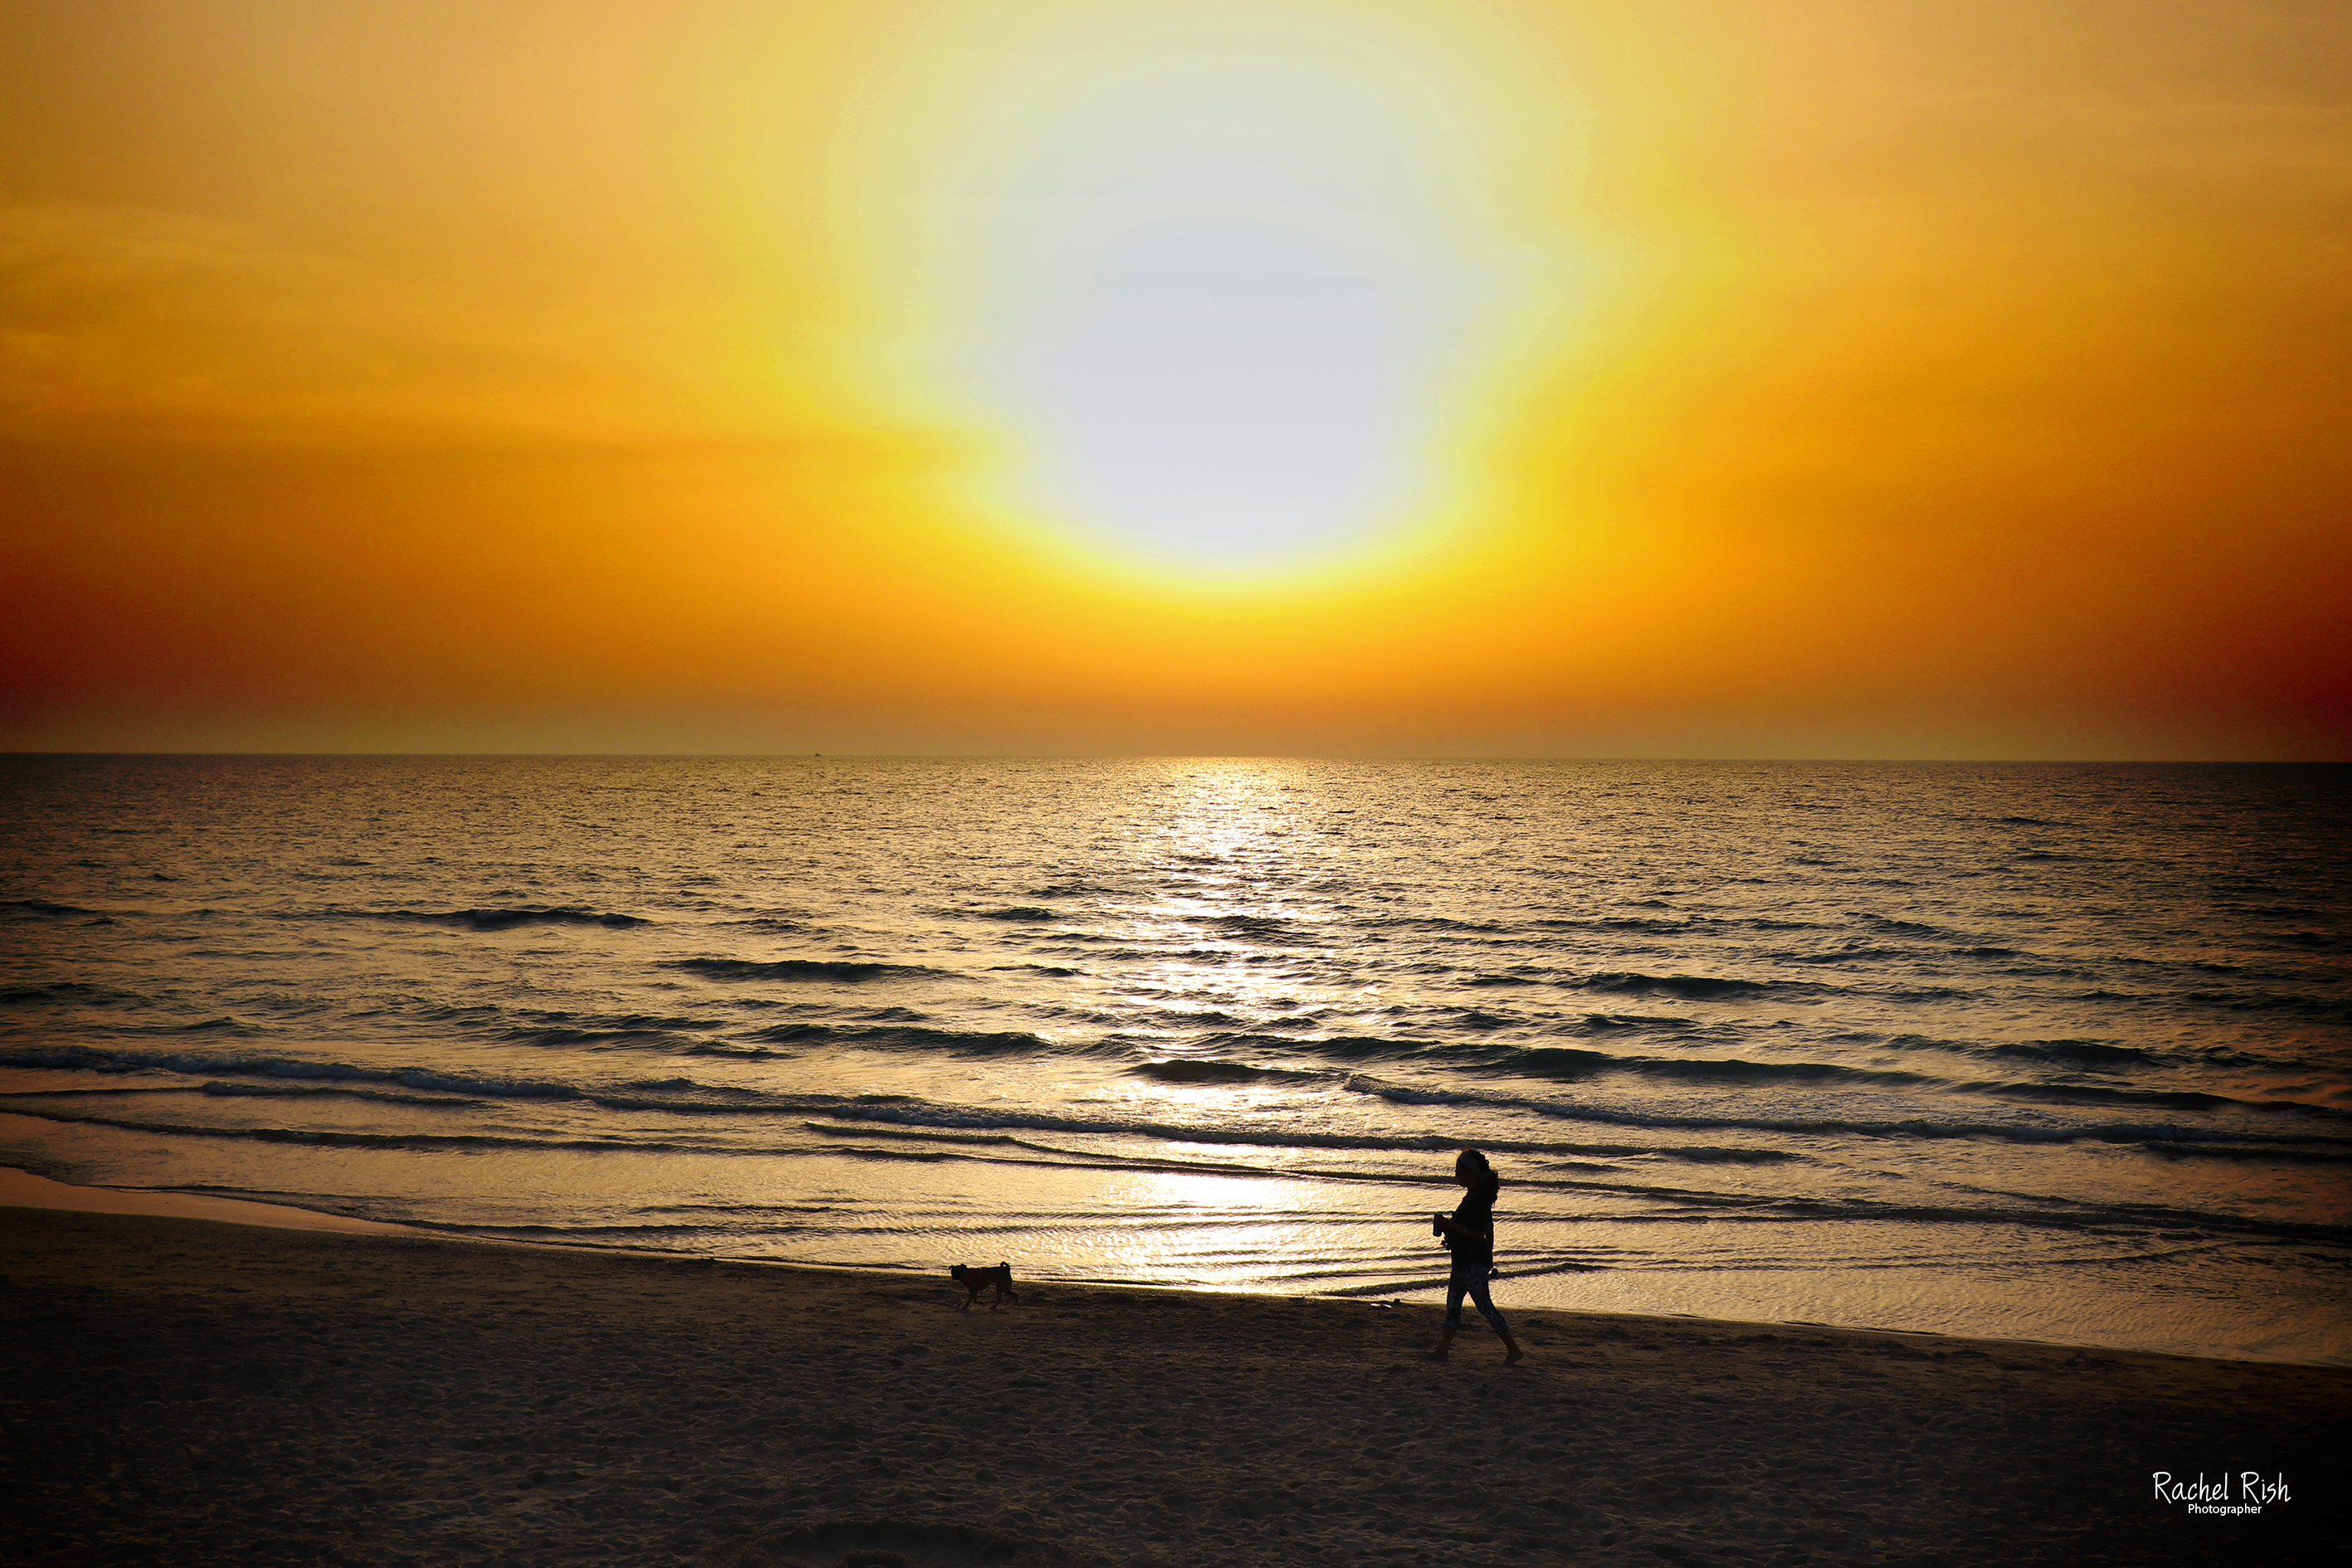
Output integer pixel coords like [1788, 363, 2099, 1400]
[1454, 1188, 1497, 1246]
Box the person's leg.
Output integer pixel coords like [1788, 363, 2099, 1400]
[1429, 1278, 1468, 1360]
[1467, 1275, 1527, 1365]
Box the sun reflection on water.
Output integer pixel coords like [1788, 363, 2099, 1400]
[1093, 1167, 1368, 1288]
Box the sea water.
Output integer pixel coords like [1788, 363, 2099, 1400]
[2, 757, 2345, 1363]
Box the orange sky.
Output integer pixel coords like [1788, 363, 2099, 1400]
[2, 0, 2346, 757]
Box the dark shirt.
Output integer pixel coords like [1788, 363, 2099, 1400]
[1447, 1175, 1499, 1269]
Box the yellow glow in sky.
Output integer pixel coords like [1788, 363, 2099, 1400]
[853, 1, 1547, 579]
[1, 0, 2347, 757]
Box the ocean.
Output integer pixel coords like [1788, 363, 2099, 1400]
[2, 756, 2345, 1364]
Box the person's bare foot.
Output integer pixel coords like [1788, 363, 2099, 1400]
[1504, 1345, 1527, 1366]
[1424, 1350, 1450, 1361]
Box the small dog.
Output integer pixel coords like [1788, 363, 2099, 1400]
[949, 1261, 1016, 1312]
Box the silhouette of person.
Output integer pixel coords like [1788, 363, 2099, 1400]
[1427, 1147, 1526, 1364]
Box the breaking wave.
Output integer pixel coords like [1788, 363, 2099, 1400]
[666, 957, 949, 982]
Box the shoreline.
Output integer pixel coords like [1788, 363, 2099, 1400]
[5, 1202, 2344, 1566]
[0, 1162, 413, 1235]
[4, 1162, 2339, 1371]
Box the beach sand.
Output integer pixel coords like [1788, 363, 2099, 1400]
[3, 1202, 2340, 1568]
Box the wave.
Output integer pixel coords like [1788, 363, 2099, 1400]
[2145, 1142, 2352, 1165]
[1984, 1040, 2159, 1069]
[1, 898, 111, 918]
[971, 907, 1059, 922]
[501, 1026, 711, 1049]
[1192, 1031, 1428, 1063]
[0, 1107, 1812, 1230]
[1654, 1146, 1797, 1165]
[1190, 913, 1317, 943]
[1853, 913, 1944, 935]
[37, 1100, 2343, 1252]
[1169, 1035, 1937, 1095]
[1576, 972, 1810, 1000]
[41, 1035, 2340, 1194]
[499, 1010, 729, 1035]
[832, 1118, 1792, 1171]
[195, 1081, 491, 1108]
[621, 1075, 756, 1094]
[1337, 1074, 2352, 1152]
[799, 1122, 1035, 1148]
[1065, 945, 1255, 963]
[2181, 988, 2350, 1018]
[0, 1044, 582, 1099]
[667, 957, 947, 982]
[1542, 1191, 2352, 1246]
[1469, 1046, 1943, 1090]
[0, 1094, 1648, 1171]
[0, 1045, 159, 1075]
[739, 1022, 1059, 1056]
[1867, 1034, 2266, 1080]
[343, 906, 650, 931]
[16, 1090, 2350, 1239]
[155, 1016, 261, 1036]
[0, 981, 148, 1006]
[1127, 1059, 1322, 1085]
[848, 1006, 930, 1023]
[0, 1108, 680, 1154]
[766, 1097, 1806, 1171]
[1971, 1081, 2352, 1118]
[1764, 944, 1918, 966]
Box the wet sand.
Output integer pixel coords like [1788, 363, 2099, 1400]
[3, 1203, 2341, 1567]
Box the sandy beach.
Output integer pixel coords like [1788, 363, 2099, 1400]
[3, 1198, 2340, 1568]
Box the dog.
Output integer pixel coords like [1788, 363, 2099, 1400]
[949, 1261, 1015, 1312]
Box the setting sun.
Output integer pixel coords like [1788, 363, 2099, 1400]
[856, 2, 1545, 578]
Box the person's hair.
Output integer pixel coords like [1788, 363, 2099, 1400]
[1457, 1147, 1497, 1191]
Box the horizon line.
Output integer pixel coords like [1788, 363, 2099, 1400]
[5, 752, 2346, 766]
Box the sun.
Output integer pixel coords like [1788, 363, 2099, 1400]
[842, 0, 1548, 585]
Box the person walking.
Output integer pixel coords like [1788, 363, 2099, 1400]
[1427, 1147, 1526, 1364]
